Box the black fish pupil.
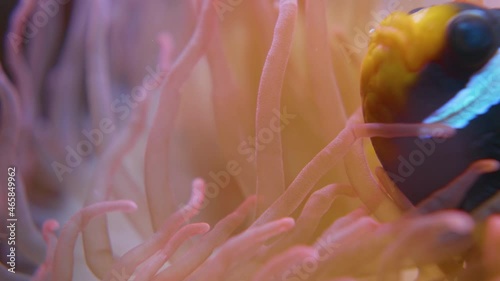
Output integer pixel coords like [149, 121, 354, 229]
[444, 10, 497, 74]
[452, 19, 492, 53]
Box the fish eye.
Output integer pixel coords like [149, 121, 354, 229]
[447, 10, 495, 59]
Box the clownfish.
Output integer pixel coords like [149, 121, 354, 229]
[361, 2, 500, 212]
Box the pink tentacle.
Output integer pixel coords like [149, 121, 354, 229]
[415, 159, 500, 215]
[52, 200, 137, 281]
[352, 122, 456, 139]
[344, 138, 402, 221]
[315, 208, 368, 242]
[32, 219, 60, 281]
[134, 223, 210, 281]
[185, 218, 295, 281]
[81, 30, 171, 279]
[250, 246, 318, 281]
[266, 184, 355, 256]
[294, 184, 355, 236]
[103, 178, 205, 281]
[253, 123, 359, 227]
[152, 196, 257, 281]
[253, 109, 455, 226]
[350, 108, 456, 139]
[315, 215, 380, 279]
[254, 0, 297, 215]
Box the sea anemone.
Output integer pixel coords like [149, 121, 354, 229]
[1, 0, 499, 280]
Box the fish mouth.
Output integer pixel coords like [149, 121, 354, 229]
[372, 26, 409, 53]
[370, 19, 431, 73]
[370, 13, 413, 54]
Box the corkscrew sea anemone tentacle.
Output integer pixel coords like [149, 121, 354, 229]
[1, 0, 500, 280]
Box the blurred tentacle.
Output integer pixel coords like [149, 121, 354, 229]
[0, 57, 38, 275]
[82, 54, 166, 278]
[0, 62, 46, 263]
[12, 176, 47, 263]
[112, 166, 153, 239]
[0, 62, 21, 147]
[376, 212, 475, 281]
[0, 266, 31, 281]
[207, 15, 256, 197]
[46, 0, 89, 154]
[85, 0, 114, 154]
[454, 0, 485, 6]
[82, 25, 170, 279]
[144, 0, 216, 231]
[483, 215, 500, 278]
[473, 191, 500, 220]
[314, 211, 473, 280]
[107, 30, 173, 240]
[23, 0, 69, 121]
[5, 0, 37, 128]
[329, 27, 363, 113]
[305, 0, 347, 140]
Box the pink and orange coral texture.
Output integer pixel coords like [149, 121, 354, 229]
[0, 0, 499, 280]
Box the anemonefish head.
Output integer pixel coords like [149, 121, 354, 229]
[362, 3, 500, 127]
[361, 3, 500, 210]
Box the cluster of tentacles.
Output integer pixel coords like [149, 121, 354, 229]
[0, 0, 499, 280]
